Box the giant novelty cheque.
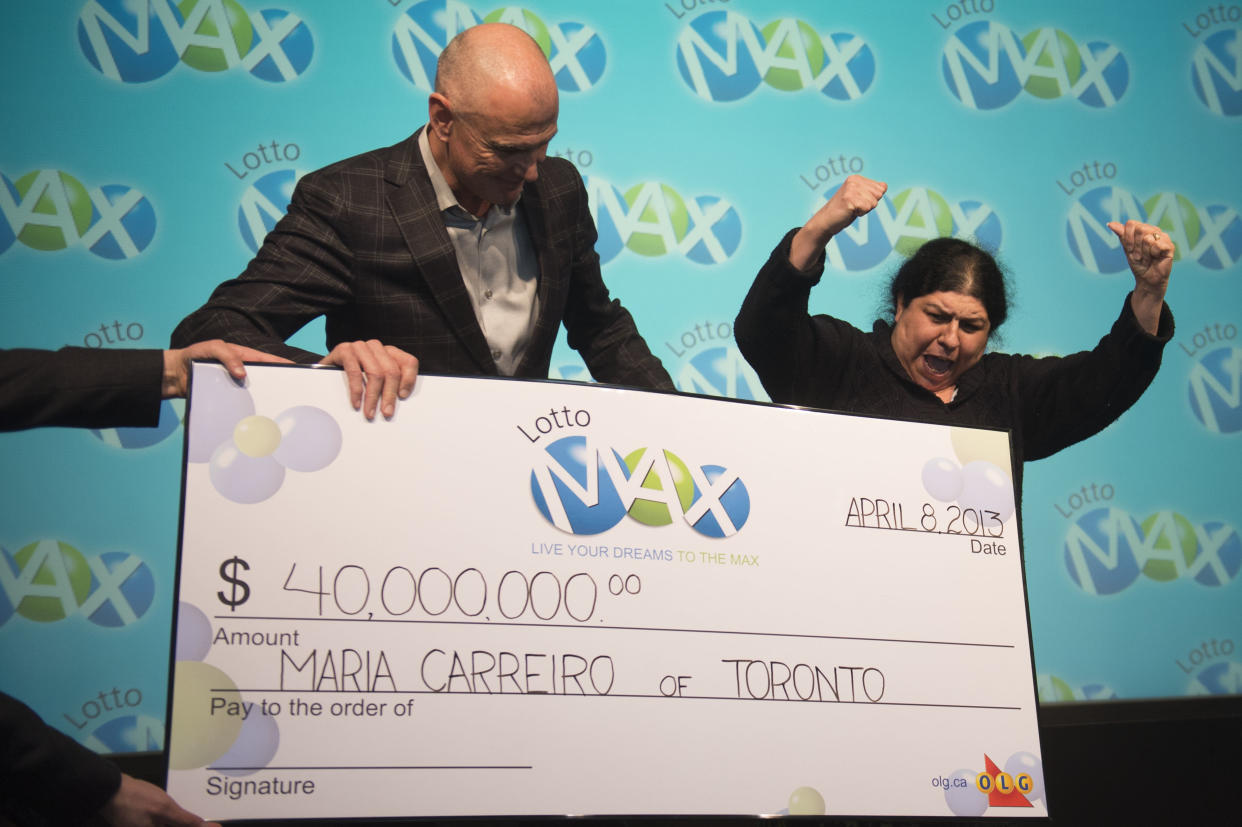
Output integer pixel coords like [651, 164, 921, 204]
[166, 364, 1047, 820]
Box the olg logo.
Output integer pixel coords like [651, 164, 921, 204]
[0, 540, 155, 628]
[942, 21, 1128, 110]
[78, 0, 313, 84]
[1191, 28, 1242, 116]
[530, 436, 750, 538]
[237, 168, 304, 253]
[392, 1, 606, 93]
[0, 170, 155, 259]
[588, 178, 741, 266]
[1188, 346, 1242, 434]
[1066, 187, 1242, 272]
[675, 11, 875, 103]
[820, 183, 1002, 272]
[1063, 507, 1241, 595]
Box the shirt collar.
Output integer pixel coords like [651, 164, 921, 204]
[418, 127, 517, 219]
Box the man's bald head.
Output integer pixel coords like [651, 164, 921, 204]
[425, 23, 560, 217]
[435, 23, 558, 119]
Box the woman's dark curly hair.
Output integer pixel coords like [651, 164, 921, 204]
[886, 237, 1011, 333]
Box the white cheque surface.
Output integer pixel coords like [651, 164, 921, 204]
[167, 364, 1046, 820]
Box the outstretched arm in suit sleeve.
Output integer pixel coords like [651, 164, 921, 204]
[558, 164, 674, 391]
[0, 347, 162, 431]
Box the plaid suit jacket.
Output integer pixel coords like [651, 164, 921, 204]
[171, 130, 673, 390]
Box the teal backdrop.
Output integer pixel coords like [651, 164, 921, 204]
[1, 0, 1239, 755]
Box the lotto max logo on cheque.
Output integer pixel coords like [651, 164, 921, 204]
[674, 10, 875, 103]
[1064, 185, 1242, 273]
[77, 0, 314, 84]
[529, 435, 750, 538]
[586, 177, 742, 266]
[0, 169, 155, 260]
[0, 540, 156, 629]
[1063, 507, 1241, 596]
[942, 20, 1128, 109]
[393, 1, 606, 93]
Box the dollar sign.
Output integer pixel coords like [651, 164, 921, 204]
[218, 556, 251, 611]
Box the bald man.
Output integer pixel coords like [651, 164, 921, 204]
[172, 23, 672, 418]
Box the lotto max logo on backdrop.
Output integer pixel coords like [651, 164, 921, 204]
[550, 343, 768, 402]
[675, 10, 875, 103]
[93, 398, 184, 450]
[0, 170, 155, 260]
[1065, 186, 1242, 273]
[1063, 507, 1241, 596]
[1188, 345, 1242, 434]
[84, 713, 165, 755]
[237, 166, 305, 253]
[1187, 659, 1242, 695]
[1037, 673, 1117, 702]
[664, 321, 767, 401]
[942, 20, 1128, 109]
[530, 436, 750, 538]
[1190, 27, 1242, 116]
[77, 0, 314, 83]
[392, 1, 606, 93]
[586, 177, 741, 265]
[675, 346, 766, 401]
[675, 10, 875, 102]
[818, 183, 1002, 272]
[0, 540, 155, 628]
